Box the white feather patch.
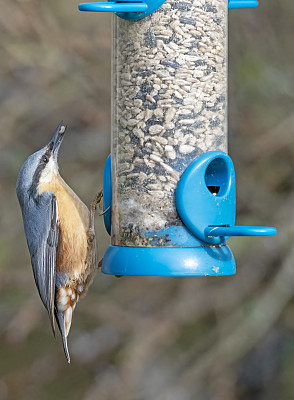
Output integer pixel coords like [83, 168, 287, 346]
[64, 306, 73, 337]
[77, 285, 84, 293]
[57, 287, 68, 312]
[39, 157, 59, 184]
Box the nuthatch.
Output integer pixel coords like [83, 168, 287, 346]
[16, 122, 101, 363]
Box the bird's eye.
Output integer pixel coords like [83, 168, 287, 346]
[42, 155, 49, 163]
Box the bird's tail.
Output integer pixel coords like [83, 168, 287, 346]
[55, 307, 73, 363]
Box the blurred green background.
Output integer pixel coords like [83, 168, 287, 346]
[1, 0, 294, 399]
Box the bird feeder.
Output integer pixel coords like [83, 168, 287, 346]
[79, 0, 276, 276]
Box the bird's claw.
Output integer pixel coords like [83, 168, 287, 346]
[91, 190, 103, 214]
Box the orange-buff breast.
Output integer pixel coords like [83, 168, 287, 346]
[38, 176, 90, 278]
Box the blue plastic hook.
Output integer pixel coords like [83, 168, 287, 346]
[79, 0, 258, 21]
[228, 0, 258, 8]
[205, 226, 277, 238]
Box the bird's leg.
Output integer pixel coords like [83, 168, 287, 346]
[89, 190, 103, 232]
[88, 191, 104, 270]
[86, 190, 103, 247]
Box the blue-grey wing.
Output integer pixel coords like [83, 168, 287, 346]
[21, 192, 59, 333]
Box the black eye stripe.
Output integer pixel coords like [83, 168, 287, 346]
[42, 150, 51, 163]
[35, 151, 50, 179]
[30, 150, 52, 195]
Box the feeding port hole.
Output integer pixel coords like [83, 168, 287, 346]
[205, 157, 229, 197]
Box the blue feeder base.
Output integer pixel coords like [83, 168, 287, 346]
[102, 245, 236, 277]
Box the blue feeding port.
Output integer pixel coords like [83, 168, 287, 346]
[175, 152, 276, 246]
[79, 0, 258, 20]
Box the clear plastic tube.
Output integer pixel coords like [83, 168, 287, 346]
[111, 0, 228, 247]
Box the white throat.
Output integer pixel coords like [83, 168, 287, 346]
[39, 157, 59, 184]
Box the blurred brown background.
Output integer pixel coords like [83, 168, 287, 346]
[1, 0, 294, 399]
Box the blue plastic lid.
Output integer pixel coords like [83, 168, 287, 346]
[102, 245, 236, 276]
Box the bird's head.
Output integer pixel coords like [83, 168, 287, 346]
[16, 122, 67, 199]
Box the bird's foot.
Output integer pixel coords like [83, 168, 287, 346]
[90, 190, 103, 214]
[89, 190, 103, 231]
[91, 190, 110, 216]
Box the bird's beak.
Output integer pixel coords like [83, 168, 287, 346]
[49, 122, 67, 154]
